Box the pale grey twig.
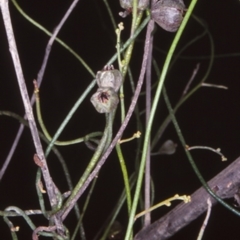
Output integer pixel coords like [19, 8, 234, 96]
[196, 198, 212, 240]
[0, 0, 80, 181]
[36, 0, 80, 84]
[0, 0, 63, 233]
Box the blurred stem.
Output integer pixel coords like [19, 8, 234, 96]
[11, 0, 149, 77]
[124, 0, 198, 238]
[98, 173, 136, 240]
[174, 52, 240, 60]
[102, 0, 117, 30]
[71, 178, 97, 240]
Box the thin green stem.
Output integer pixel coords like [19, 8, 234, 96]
[124, 0, 198, 238]
[0, 209, 42, 217]
[45, 80, 96, 156]
[102, 0, 117, 30]
[42, 14, 148, 156]
[35, 168, 47, 217]
[122, 12, 143, 78]
[34, 83, 102, 146]
[131, 0, 138, 36]
[115, 144, 132, 214]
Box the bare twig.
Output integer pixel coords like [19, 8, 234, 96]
[186, 145, 227, 161]
[201, 82, 228, 89]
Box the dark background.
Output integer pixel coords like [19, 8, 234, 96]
[0, 0, 240, 239]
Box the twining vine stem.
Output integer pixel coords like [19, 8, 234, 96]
[61, 19, 155, 221]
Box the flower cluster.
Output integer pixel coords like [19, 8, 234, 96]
[91, 66, 123, 113]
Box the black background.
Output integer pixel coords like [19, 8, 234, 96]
[1, 0, 240, 239]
